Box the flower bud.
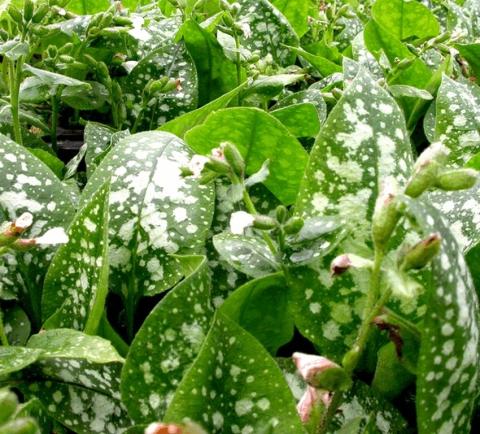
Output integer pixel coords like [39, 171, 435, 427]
[7, 5, 22, 23]
[372, 178, 400, 249]
[23, 0, 34, 22]
[284, 216, 304, 235]
[296, 386, 328, 423]
[253, 215, 277, 231]
[205, 158, 231, 175]
[405, 142, 449, 198]
[97, 62, 111, 83]
[275, 205, 288, 224]
[400, 233, 441, 271]
[0, 213, 33, 246]
[223, 142, 245, 178]
[395, 57, 415, 70]
[330, 253, 373, 277]
[435, 168, 478, 191]
[0, 418, 38, 434]
[146, 77, 170, 95]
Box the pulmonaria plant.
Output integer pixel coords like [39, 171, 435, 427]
[2, 0, 480, 433]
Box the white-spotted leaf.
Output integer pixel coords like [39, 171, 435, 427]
[164, 312, 304, 433]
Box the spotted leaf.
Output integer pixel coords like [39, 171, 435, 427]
[270, 0, 311, 37]
[122, 42, 198, 131]
[403, 198, 480, 434]
[433, 75, 480, 164]
[235, 0, 299, 66]
[272, 88, 327, 125]
[0, 133, 75, 327]
[80, 131, 214, 303]
[291, 68, 414, 359]
[213, 233, 279, 278]
[84, 122, 117, 176]
[0, 346, 43, 377]
[121, 255, 213, 422]
[42, 181, 110, 333]
[185, 107, 309, 205]
[164, 312, 304, 433]
[220, 272, 294, 354]
[271, 104, 321, 138]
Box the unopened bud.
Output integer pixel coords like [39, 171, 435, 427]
[205, 158, 230, 175]
[395, 57, 415, 70]
[253, 215, 277, 231]
[405, 143, 449, 198]
[435, 168, 478, 191]
[0, 418, 38, 434]
[284, 217, 304, 235]
[47, 45, 58, 59]
[372, 178, 400, 249]
[32, 4, 49, 23]
[275, 205, 288, 224]
[331, 88, 343, 100]
[223, 142, 245, 178]
[146, 77, 170, 95]
[7, 5, 22, 23]
[23, 0, 34, 22]
[330, 253, 372, 277]
[0, 388, 17, 424]
[400, 233, 441, 271]
[97, 62, 110, 83]
[112, 52, 127, 66]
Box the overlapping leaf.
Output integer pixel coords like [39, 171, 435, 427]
[42, 182, 110, 332]
[185, 107, 308, 205]
[404, 198, 480, 434]
[0, 133, 75, 326]
[121, 256, 213, 422]
[164, 312, 304, 433]
[292, 69, 413, 359]
[80, 131, 215, 302]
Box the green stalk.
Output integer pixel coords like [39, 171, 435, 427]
[234, 31, 242, 105]
[84, 258, 110, 336]
[50, 91, 60, 152]
[8, 58, 23, 146]
[0, 310, 9, 346]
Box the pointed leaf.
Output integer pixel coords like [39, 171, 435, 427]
[186, 107, 309, 205]
[121, 256, 214, 422]
[42, 181, 110, 333]
[404, 198, 480, 434]
[80, 131, 215, 299]
[270, 0, 310, 37]
[213, 233, 279, 278]
[271, 103, 321, 138]
[0, 347, 43, 377]
[164, 312, 304, 433]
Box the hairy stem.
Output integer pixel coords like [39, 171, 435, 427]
[9, 58, 23, 146]
[0, 310, 9, 346]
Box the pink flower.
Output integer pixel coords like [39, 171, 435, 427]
[297, 386, 331, 423]
[292, 352, 339, 385]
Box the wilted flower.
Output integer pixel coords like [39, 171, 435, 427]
[229, 211, 255, 234]
[330, 254, 373, 277]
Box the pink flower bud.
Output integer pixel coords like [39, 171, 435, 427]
[292, 352, 339, 384]
[297, 386, 331, 423]
[330, 254, 352, 276]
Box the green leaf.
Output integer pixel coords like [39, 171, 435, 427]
[0, 133, 75, 326]
[186, 107, 309, 205]
[270, 0, 310, 37]
[292, 69, 413, 358]
[164, 312, 304, 433]
[433, 75, 480, 164]
[122, 42, 198, 131]
[83, 122, 117, 177]
[236, 0, 298, 66]
[160, 83, 246, 139]
[287, 45, 342, 77]
[242, 73, 305, 105]
[456, 43, 480, 80]
[80, 131, 215, 302]
[371, 0, 440, 41]
[0, 40, 29, 61]
[181, 19, 240, 106]
[213, 233, 279, 278]
[388, 85, 433, 100]
[20, 330, 130, 434]
[61, 81, 109, 111]
[271, 103, 321, 138]
[121, 255, 213, 422]
[42, 182, 110, 334]
[220, 273, 294, 354]
[65, 0, 111, 14]
[2, 304, 31, 346]
[0, 347, 43, 377]
[23, 64, 90, 89]
[273, 88, 327, 124]
[404, 198, 480, 434]
[27, 149, 64, 179]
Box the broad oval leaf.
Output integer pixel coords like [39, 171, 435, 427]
[164, 312, 304, 433]
[0, 133, 75, 325]
[185, 107, 309, 205]
[0, 347, 43, 377]
[80, 131, 215, 299]
[42, 181, 110, 333]
[271, 103, 321, 138]
[270, 0, 311, 37]
[404, 198, 480, 434]
[121, 255, 213, 422]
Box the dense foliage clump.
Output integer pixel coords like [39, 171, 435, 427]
[1, 1, 480, 433]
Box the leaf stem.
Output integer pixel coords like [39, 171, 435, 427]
[50, 91, 60, 152]
[8, 58, 23, 146]
[242, 188, 277, 255]
[233, 31, 242, 105]
[0, 309, 9, 346]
